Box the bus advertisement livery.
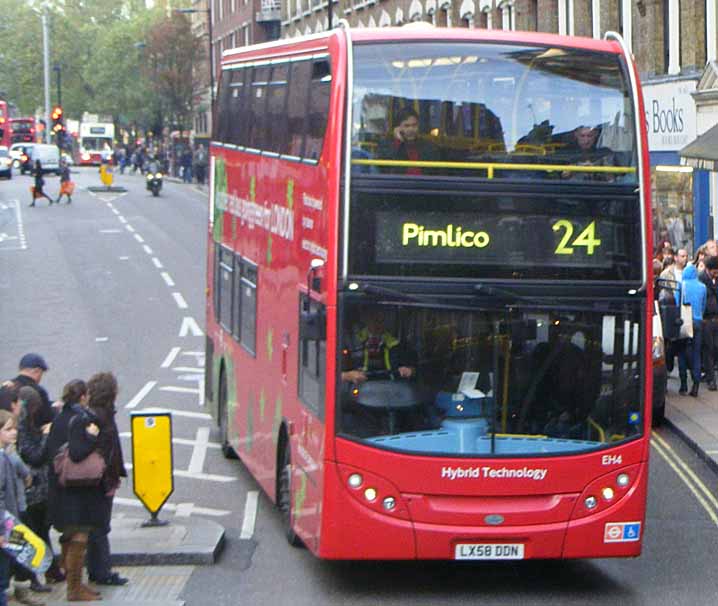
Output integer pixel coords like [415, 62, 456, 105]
[206, 26, 653, 560]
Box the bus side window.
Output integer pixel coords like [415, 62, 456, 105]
[214, 69, 234, 143]
[285, 60, 310, 157]
[304, 59, 331, 161]
[248, 65, 271, 150]
[229, 68, 248, 147]
[268, 63, 290, 155]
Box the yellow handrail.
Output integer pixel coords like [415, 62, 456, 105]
[351, 158, 636, 180]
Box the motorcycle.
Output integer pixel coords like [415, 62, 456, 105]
[146, 171, 163, 197]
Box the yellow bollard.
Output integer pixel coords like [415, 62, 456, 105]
[99, 161, 114, 188]
[131, 411, 174, 526]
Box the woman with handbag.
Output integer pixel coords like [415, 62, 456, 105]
[46, 380, 103, 602]
[85, 372, 127, 587]
[675, 264, 707, 397]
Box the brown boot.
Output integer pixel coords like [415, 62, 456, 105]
[66, 535, 102, 602]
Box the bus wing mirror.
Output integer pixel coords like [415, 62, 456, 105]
[305, 259, 325, 310]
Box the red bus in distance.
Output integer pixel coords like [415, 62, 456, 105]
[0, 100, 15, 148]
[206, 26, 653, 561]
[9, 117, 36, 144]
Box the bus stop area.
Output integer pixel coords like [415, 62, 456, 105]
[665, 373, 718, 473]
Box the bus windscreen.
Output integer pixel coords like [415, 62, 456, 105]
[351, 42, 637, 180]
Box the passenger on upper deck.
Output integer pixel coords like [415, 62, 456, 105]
[376, 107, 440, 175]
[561, 125, 617, 180]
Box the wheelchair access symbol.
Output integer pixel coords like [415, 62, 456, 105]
[604, 521, 641, 543]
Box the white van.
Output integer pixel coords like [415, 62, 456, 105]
[29, 144, 61, 175]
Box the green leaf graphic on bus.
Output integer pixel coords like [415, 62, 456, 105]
[286, 179, 294, 210]
[293, 474, 307, 520]
[259, 388, 266, 422]
[266, 234, 273, 265]
[273, 394, 283, 445]
[213, 156, 227, 243]
[266, 327, 274, 361]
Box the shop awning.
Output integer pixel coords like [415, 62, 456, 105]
[679, 122, 718, 171]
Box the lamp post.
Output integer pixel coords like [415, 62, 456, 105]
[176, 5, 215, 124]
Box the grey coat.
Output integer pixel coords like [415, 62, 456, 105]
[0, 448, 21, 517]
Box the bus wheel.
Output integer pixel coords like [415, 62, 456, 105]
[218, 370, 237, 459]
[277, 439, 303, 547]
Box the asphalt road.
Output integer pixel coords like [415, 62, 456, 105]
[2, 166, 718, 605]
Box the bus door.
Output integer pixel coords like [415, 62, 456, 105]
[296, 286, 327, 548]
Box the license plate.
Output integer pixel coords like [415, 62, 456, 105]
[455, 543, 525, 560]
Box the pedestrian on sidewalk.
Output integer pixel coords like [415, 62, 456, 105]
[193, 144, 207, 185]
[12, 355, 55, 428]
[46, 380, 102, 602]
[30, 161, 53, 207]
[17, 387, 66, 587]
[676, 265, 706, 396]
[699, 256, 718, 391]
[85, 372, 127, 587]
[0, 410, 23, 606]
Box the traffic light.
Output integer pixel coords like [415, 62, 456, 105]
[51, 105, 63, 134]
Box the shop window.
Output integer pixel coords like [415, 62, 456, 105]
[652, 166, 694, 255]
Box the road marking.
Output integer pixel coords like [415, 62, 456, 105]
[14, 200, 26, 250]
[134, 233, 145, 243]
[240, 491, 259, 539]
[100, 229, 122, 234]
[172, 292, 188, 309]
[172, 367, 204, 373]
[118, 216, 127, 224]
[119, 256, 130, 260]
[179, 317, 203, 337]
[161, 272, 175, 287]
[160, 385, 200, 395]
[113, 497, 230, 517]
[126, 225, 135, 233]
[188, 427, 210, 474]
[119, 432, 221, 449]
[138, 408, 211, 420]
[651, 431, 718, 527]
[161, 347, 181, 368]
[152, 257, 164, 269]
[125, 381, 157, 409]
[95, 337, 109, 342]
[143, 244, 153, 255]
[124, 463, 236, 483]
[111, 208, 120, 215]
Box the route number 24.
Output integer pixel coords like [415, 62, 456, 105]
[552, 220, 601, 255]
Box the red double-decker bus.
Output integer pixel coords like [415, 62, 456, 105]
[9, 117, 36, 144]
[206, 26, 653, 560]
[0, 100, 15, 148]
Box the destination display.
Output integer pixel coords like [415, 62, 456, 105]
[374, 211, 624, 268]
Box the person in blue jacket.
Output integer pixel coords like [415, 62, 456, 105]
[675, 264, 707, 396]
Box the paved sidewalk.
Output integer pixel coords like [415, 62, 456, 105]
[38, 515, 224, 605]
[665, 372, 718, 473]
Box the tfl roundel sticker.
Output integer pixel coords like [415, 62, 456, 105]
[604, 522, 641, 543]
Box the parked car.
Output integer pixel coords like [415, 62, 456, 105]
[0, 146, 12, 179]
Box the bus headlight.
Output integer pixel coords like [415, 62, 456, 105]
[601, 487, 615, 501]
[585, 496, 598, 509]
[382, 497, 396, 510]
[363, 487, 377, 502]
[348, 473, 362, 488]
[616, 473, 630, 487]
[338, 463, 409, 520]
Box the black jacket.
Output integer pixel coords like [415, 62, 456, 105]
[17, 408, 49, 507]
[699, 270, 718, 317]
[46, 402, 106, 532]
[12, 375, 54, 426]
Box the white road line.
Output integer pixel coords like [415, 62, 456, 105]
[160, 386, 200, 395]
[118, 216, 127, 224]
[113, 497, 230, 517]
[172, 366, 204, 373]
[125, 381, 157, 409]
[119, 256, 130, 260]
[100, 229, 122, 234]
[134, 233, 145, 243]
[181, 351, 205, 357]
[111, 208, 120, 215]
[126, 225, 135, 233]
[152, 257, 163, 269]
[179, 317, 203, 337]
[138, 408, 212, 420]
[161, 347, 181, 368]
[172, 292, 188, 309]
[118, 432, 221, 449]
[143, 244, 153, 255]
[240, 491, 260, 539]
[187, 427, 210, 474]
[13, 200, 27, 250]
[161, 272, 175, 287]
[95, 337, 109, 342]
[124, 463, 236, 483]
